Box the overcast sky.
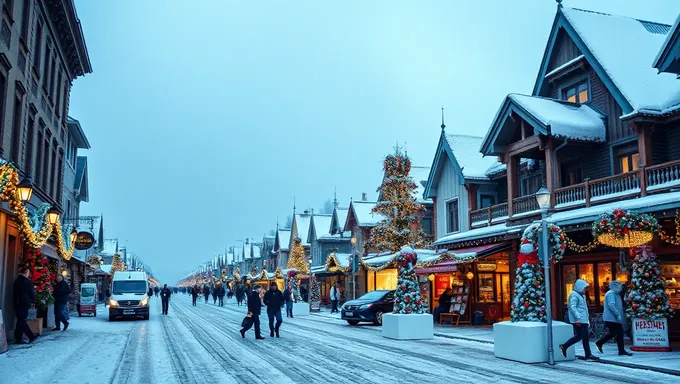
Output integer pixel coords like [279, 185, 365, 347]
[69, 0, 680, 283]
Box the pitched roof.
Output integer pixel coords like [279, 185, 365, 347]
[74, 156, 89, 202]
[309, 214, 333, 241]
[653, 14, 680, 74]
[409, 166, 432, 204]
[252, 245, 261, 259]
[293, 213, 312, 246]
[275, 229, 291, 251]
[345, 201, 385, 230]
[331, 207, 349, 234]
[535, 7, 680, 116]
[445, 134, 502, 180]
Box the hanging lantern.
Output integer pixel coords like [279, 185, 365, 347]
[16, 177, 33, 202]
[69, 227, 78, 244]
[46, 208, 60, 225]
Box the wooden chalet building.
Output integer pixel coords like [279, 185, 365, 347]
[424, 6, 680, 335]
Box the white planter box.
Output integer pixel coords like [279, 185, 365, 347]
[494, 321, 574, 363]
[382, 313, 433, 340]
[292, 302, 310, 316]
[0, 309, 7, 356]
[47, 304, 55, 328]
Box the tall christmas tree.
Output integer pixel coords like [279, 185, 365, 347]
[21, 246, 55, 312]
[310, 274, 320, 309]
[369, 149, 427, 253]
[287, 270, 302, 302]
[111, 253, 126, 275]
[287, 237, 309, 274]
[626, 245, 674, 319]
[393, 247, 425, 314]
[510, 236, 546, 322]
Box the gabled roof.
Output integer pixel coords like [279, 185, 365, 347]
[74, 156, 89, 202]
[480, 94, 606, 156]
[653, 14, 680, 75]
[243, 240, 253, 260]
[252, 245, 261, 259]
[308, 214, 332, 243]
[275, 229, 291, 252]
[66, 116, 91, 149]
[292, 213, 312, 247]
[344, 201, 385, 231]
[533, 7, 680, 117]
[424, 133, 501, 198]
[330, 207, 349, 235]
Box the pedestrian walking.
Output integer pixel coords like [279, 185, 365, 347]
[203, 285, 210, 304]
[52, 274, 71, 331]
[154, 286, 160, 297]
[330, 282, 341, 313]
[148, 287, 153, 298]
[300, 285, 308, 303]
[595, 280, 632, 356]
[191, 284, 200, 306]
[240, 285, 265, 340]
[160, 284, 172, 315]
[559, 279, 599, 361]
[212, 286, 218, 305]
[283, 285, 294, 318]
[13, 267, 37, 344]
[263, 282, 284, 337]
[236, 285, 245, 307]
[105, 288, 111, 304]
[216, 284, 226, 306]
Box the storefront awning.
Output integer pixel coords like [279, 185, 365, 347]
[415, 243, 510, 275]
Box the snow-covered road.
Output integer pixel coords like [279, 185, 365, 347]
[1, 296, 675, 383]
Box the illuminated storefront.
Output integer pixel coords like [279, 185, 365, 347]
[366, 268, 398, 291]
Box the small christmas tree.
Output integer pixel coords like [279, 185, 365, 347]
[287, 237, 308, 273]
[287, 270, 302, 302]
[21, 246, 55, 312]
[510, 238, 546, 322]
[111, 253, 126, 275]
[626, 245, 674, 319]
[310, 274, 320, 309]
[393, 247, 425, 314]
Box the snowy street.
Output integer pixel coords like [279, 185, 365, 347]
[1, 296, 676, 384]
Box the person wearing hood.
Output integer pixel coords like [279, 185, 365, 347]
[559, 279, 599, 360]
[595, 280, 632, 356]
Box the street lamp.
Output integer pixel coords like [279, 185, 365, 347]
[47, 208, 60, 225]
[351, 236, 357, 300]
[535, 186, 555, 365]
[17, 177, 33, 202]
[70, 227, 78, 244]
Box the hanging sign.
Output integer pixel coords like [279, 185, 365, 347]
[477, 262, 497, 272]
[631, 318, 671, 351]
[74, 232, 95, 250]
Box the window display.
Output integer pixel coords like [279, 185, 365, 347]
[597, 262, 612, 303]
[661, 263, 680, 310]
[375, 269, 398, 291]
[478, 273, 495, 303]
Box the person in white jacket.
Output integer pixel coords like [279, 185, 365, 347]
[330, 282, 341, 313]
[595, 281, 632, 356]
[559, 279, 599, 360]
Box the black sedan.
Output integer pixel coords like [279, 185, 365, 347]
[341, 290, 394, 325]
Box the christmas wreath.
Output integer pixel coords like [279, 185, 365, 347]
[519, 222, 566, 266]
[592, 209, 658, 248]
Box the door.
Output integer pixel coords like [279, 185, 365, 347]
[500, 273, 511, 319]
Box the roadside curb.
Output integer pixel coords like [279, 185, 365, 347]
[575, 354, 680, 377]
[433, 333, 494, 344]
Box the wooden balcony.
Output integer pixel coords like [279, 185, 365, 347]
[468, 159, 680, 229]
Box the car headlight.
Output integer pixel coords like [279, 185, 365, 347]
[109, 299, 119, 308]
[140, 297, 149, 307]
[359, 304, 374, 309]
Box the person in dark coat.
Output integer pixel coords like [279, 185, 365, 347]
[13, 267, 37, 344]
[160, 284, 172, 315]
[263, 282, 285, 337]
[236, 285, 245, 306]
[282, 286, 294, 318]
[191, 284, 200, 306]
[154, 286, 160, 297]
[148, 287, 153, 297]
[203, 285, 210, 304]
[52, 274, 71, 331]
[212, 285, 218, 305]
[300, 285, 308, 303]
[433, 288, 453, 323]
[240, 285, 265, 339]
[216, 284, 226, 306]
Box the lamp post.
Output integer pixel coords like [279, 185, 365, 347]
[17, 177, 33, 202]
[351, 236, 357, 300]
[535, 186, 555, 365]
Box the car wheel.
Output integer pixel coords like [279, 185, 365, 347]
[374, 311, 384, 325]
[347, 320, 360, 325]
[109, 314, 115, 322]
[143, 314, 150, 320]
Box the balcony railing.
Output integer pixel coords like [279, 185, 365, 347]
[468, 159, 680, 229]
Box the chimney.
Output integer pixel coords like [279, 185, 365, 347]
[362, 193, 367, 201]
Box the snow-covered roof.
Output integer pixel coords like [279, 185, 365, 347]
[544, 54, 585, 78]
[243, 240, 253, 260]
[233, 247, 243, 262]
[433, 223, 524, 246]
[294, 213, 312, 246]
[309, 214, 332, 241]
[445, 134, 501, 180]
[252, 245, 261, 259]
[347, 201, 385, 228]
[329, 253, 351, 268]
[653, 14, 680, 74]
[319, 232, 352, 241]
[276, 229, 291, 251]
[100, 239, 118, 256]
[560, 7, 680, 115]
[409, 166, 432, 204]
[362, 249, 437, 267]
[310, 265, 326, 274]
[508, 94, 606, 142]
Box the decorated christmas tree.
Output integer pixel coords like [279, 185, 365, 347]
[21, 246, 55, 312]
[393, 247, 425, 314]
[287, 270, 302, 302]
[368, 149, 427, 253]
[626, 245, 674, 319]
[310, 274, 320, 309]
[510, 223, 566, 322]
[287, 237, 308, 273]
[111, 253, 126, 274]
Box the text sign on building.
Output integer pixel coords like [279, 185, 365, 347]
[434, 275, 450, 297]
[74, 232, 95, 250]
[632, 318, 670, 350]
[477, 262, 497, 272]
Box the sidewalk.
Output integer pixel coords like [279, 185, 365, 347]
[310, 311, 680, 376]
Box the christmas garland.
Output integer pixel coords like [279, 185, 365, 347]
[325, 253, 351, 272]
[592, 209, 658, 248]
[520, 222, 566, 265]
[22, 246, 55, 312]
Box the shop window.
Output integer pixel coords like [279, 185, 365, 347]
[520, 173, 542, 196]
[562, 265, 577, 304]
[421, 217, 433, 236]
[578, 264, 595, 305]
[614, 143, 640, 174]
[480, 194, 496, 209]
[367, 271, 375, 292]
[561, 160, 583, 186]
[446, 199, 459, 233]
[478, 273, 495, 302]
[375, 269, 397, 291]
[615, 263, 629, 283]
[562, 79, 589, 104]
[597, 262, 613, 304]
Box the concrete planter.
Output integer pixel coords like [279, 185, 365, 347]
[292, 302, 310, 316]
[47, 304, 56, 329]
[0, 309, 8, 355]
[493, 321, 575, 363]
[382, 313, 433, 340]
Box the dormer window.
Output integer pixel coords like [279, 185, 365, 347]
[562, 79, 589, 104]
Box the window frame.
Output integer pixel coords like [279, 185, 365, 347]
[478, 192, 497, 209]
[561, 159, 584, 186]
[9, 83, 25, 165]
[445, 198, 460, 234]
[559, 76, 591, 104]
[520, 173, 542, 197]
[613, 142, 640, 174]
[421, 217, 433, 236]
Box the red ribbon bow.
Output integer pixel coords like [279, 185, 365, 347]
[518, 251, 539, 267]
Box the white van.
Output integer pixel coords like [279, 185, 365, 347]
[109, 271, 150, 321]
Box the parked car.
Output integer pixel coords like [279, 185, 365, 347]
[109, 271, 150, 321]
[341, 290, 394, 325]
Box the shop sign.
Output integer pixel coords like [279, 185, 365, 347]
[75, 232, 95, 250]
[477, 262, 497, 272]
[434, 275, 450, 297]
[632, 318, 670, 350]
